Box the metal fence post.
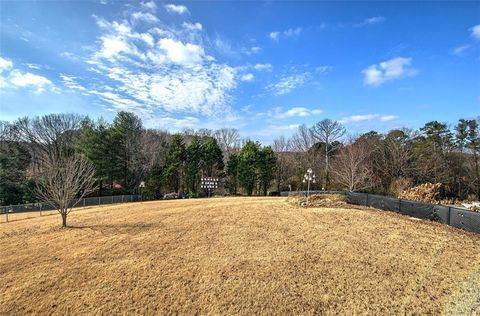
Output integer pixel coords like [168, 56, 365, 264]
[6, 205, 10, 222]
[447, 206, 451, 225]
[40, 203, 42, 216]
[399, 199, 402, 213]
[121, 195, 124, 203]
[98, 196, 101, 205]
[83, 198, 86, 207]
[365, 193, 369, 206]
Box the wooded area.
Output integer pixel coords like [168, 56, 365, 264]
[1, 112, 479, 207]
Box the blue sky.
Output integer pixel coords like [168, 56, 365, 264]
[0, 1, 479, 143]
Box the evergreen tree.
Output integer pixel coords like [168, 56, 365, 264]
[202, 137, 224, 176]
[110, 112, 144, 191]
[226, 153, 239, 195]
[185, 137, 203, 194]
[163, 134, 186, 193]
[258, 146, 277, 195]
[75, 118, 115, 195]
[0, 140, 31, 205]
[238, 141, 260, 196]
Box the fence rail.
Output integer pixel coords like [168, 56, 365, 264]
[1, 195, 140, 221]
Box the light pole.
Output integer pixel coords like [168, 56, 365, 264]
[139, 181, 145, 201]
[302, 168, 316, 201]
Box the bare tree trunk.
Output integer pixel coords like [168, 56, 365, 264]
[325, 140, 329, 189]
[61, 212, 67, 227]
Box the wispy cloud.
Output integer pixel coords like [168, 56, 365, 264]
[340, 113, 399, 123]
[182, 22, 202, 31]
[315, 65, 332, 74]
[266, 72, 311, 95]
[269, 27, 302, 41]
[362, 57, 417, 87]
[453, 44, 471, 56]
[356, 16, 385, 27]
[131, 12, 159, 24]
[254, 63, 272, 72]
[258, 106, 322, 119]
[164, 4, 189, 15]
[240, 73, 254, 82]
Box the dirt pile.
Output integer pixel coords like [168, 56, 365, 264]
[399, 183, 442, 204]
[287, 193, 347, 208]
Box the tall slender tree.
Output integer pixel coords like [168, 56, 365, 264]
[163, 134, 186, 193]
[310, 119, 346, 189]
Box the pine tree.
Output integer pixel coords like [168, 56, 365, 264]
[163, 134, 186, 193]
[226, 153, 239, 195]
[202, 137, 224, 177]
[238, 141, 260, 196]
[185, 137, 203, 194]
[258, 146, 277, 196]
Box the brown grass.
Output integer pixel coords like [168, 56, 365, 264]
[1, 197, 479, 315]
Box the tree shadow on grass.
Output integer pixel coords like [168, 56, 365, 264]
[61, 222, 159, 236]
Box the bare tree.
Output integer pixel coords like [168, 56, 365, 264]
[214, 128, 241, 157]
[13, 114, 84, 166]
[272, 136, 291, 191]
[140, 129, 169, 171]
[37, 155, 97, 227]
[331, 141, 374, 192]
[310, 119, 346, 188]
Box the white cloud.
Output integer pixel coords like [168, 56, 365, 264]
[240, 73, 254, 82]
[259, 106, 323, 119]
[158, 38, 204, 65]
[453, 44, 471, 56]
[58, 7, 243, 126]
[254, 63, 272, 72]
[269, 32, 280, 41]
[379, 115, 399, 122]
[357, 16, 385, 27]
[283, 27, 302, 37]
[471, 24, 480, 39]
[141, 1, 157, 11]
[275, 107, 322, 119]
[250, 46, 261, 54]
[60, 74, 87, 91]
[0, 57, 13, 73]
[269, 28, 302, 41]
[98, 36, 133, 58]
[131, 12, 159, 24]
[340, 114, 399, 123]
[0, 56, 54, 93]
[266, 72, 311, 95]
[182, 22, 202, 31]
[164, 4, 189, 15]
[362, 57, 417, 87]
[79, 13, 238, 119]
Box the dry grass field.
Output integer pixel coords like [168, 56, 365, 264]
[1, 197, 479, 315]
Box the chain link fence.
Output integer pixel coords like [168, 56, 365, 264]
[1, 195, 140, 222]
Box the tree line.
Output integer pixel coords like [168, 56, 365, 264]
[1, 112, 479, 208]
